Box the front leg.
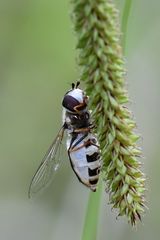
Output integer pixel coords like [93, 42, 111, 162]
[69, 136, 99, 153]
[73, 124, 94, 133]
[69, 133, 88, 153]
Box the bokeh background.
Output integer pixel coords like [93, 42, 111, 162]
[0, 0, 159, 239]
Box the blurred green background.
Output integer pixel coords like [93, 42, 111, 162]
[0, 0, 158, 239]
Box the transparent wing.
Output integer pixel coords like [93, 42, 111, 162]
[28, 127, 65, 198]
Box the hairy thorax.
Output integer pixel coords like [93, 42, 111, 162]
[65, 110, 91, 130]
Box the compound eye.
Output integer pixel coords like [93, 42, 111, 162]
[75, 102, 87, 111]
[62, 95, 80, 112]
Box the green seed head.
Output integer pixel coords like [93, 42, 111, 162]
[72, 0, 146, 226]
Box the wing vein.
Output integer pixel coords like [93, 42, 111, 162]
[28, 127, 65, 198]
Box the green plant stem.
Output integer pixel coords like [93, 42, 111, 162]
[121, 0, 132, 53]
[82, 182, 102, 240]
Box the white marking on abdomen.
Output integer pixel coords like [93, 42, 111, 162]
[67, 133, 101, 189]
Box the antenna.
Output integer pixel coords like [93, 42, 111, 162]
[76, 81, 80, 88]
[72, 83, 75, 89]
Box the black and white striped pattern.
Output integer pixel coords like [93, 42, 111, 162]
[67, 133, 101, 192]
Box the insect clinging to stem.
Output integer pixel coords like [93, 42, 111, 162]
[28, 82, 102, 198]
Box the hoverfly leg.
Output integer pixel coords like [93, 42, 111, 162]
[73, 127, 91, 133]
[69, 139, 90, 153]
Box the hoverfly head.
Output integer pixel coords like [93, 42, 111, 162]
[62, 82, 88, 113]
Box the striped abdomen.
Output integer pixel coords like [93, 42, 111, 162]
[67, 133, 101, 191]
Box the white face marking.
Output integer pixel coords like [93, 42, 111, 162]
[67, 89, 84, 103]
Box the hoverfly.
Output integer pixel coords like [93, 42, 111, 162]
[28, 82, 101, 198]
